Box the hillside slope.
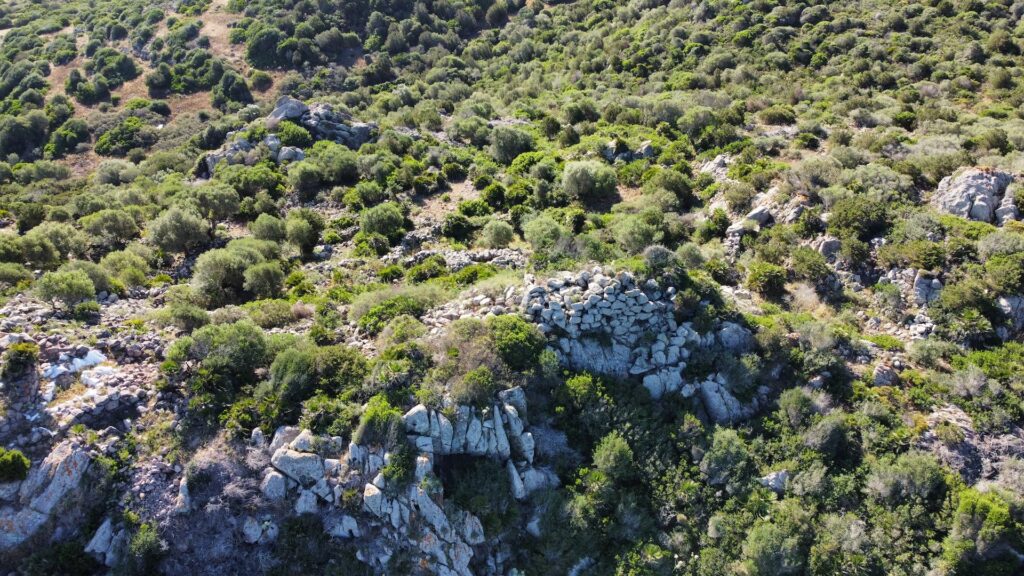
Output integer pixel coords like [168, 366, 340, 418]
[0, 0, 1023, 575]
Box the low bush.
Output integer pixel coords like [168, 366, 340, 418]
[487, 314, 546, 371]
[0, 446, 30, 481]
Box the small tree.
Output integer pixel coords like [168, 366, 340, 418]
[243, 261, 284, 299]
[148, 207, 210, 253]
[489, 127, 534, 164]
[563, 160, 617, 200]
[36, 269, 95, 309]
[478, 219, 514, 248]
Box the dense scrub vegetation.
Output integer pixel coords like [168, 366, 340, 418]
[1, 0, 1024, 574]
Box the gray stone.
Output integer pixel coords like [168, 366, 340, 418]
[325, 514, 361, 538]
[363, 483, 386, 517]
[270, 448, 324, 487]
[872, 364, 899, 387]
[85, 518, 114, 559]
[758, 470, 789, 494]
[172, 478, 191, 515]
[498, 386, 528, 421]
[277, 146, 305, 163]
[403, 404, 430, 435]
[913, 271, 942, 305]
[242, 516, 263, 544]
[932, 167, 1014, 224]
[261, 469, 287, 500]
[295, 489, 318, 514]
[269, 426, 300, 454]
[268, 96, 309, 122]
[507, 460, 526, 500]
[717, 322, 753, 351]
[289, 429, 317, 452]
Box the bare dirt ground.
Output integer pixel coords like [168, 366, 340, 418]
[411, 180, 479, 226]
[53, 0, 286, 176]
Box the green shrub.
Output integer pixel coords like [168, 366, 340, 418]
[352, 394, 402, 447]
[406, 255, 447, 283]
[0, 262, 31, 287]
[148, 207, 210, 254]
[0, 447, 30, 481]
[745, 261, 787, 296]
[380, 441, 415, 488]
[358, 295, 429, 335]
[274, 120, 313, 148]
[122, 522, 165, 576]
[790, 247, 830, 283]
[246, 299, 295, 328]
[72, 300, 101, 322]
[563, 160, 617, 200]
[36, 269, 95, 309]
[487, 314, 546, 371]
[441, 213, 476, 241]
[243, 261, 284, 300]
[251, 214, 287, 242]
[452, 365, 498, 406]
[757, 104, 796, 125]
[828, 196, 888, 241]
[360, 202, 405, 243]
[286, 209, 325, 257]
[94, 117, 154, 156]
[378, 264, 404, 282]
[299, 394, 360, 437]
[490, 127, 534, 164]
[478, 219, 514, 248]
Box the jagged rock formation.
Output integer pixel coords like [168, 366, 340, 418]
[266, 96, 377, 150]
[0, 441, 91, 550]
[916, 404, 1024, 484]
[199, 96, 377, 176]
[931, 167, 1019, 225]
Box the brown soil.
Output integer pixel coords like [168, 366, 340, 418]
[411, 180, 478, 225]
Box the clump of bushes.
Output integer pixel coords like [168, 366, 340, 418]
[0, 447, 30, 481]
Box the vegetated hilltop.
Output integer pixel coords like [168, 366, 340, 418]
[0, 0, 1023, 574]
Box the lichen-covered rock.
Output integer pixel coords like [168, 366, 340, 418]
[758, 470, 789, 494]
[932, 167, 1015, 224]
[267, 96, 309, 122]
[270, 448, 324, 487]
[0, 441, 91, 551]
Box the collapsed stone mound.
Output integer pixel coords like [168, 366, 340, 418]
[931, 167, 1018, 225]
[521, 268, 760, 423]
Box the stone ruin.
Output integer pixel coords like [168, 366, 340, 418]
[521, 268, 763, 423]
